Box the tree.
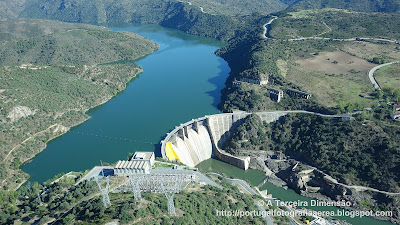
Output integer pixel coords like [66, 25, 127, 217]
[383, 86, 394, 96]
[393, 89, 400, 102]
[376, 91, 383, 100]
[345, 102, 354, 113]
[62, 214, 74, 224]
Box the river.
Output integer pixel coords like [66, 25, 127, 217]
[197, 159, 394, 225]
[23, 24, 229, 183]
[23, 24, 394, 225]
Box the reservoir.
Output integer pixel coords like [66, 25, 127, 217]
[23, 24, 229, 183]
[23, 24, 394, 225]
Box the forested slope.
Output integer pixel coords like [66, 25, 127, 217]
[289, 0, 400, 13]
[0, 170, 266, 225]
[224, 114, 400, 192]
[0, 19, 158, 189]
[270, 9, 400, 39]
[18, 0, 244, 41]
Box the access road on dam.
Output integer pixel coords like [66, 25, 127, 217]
[162, 110, 400, 196]
[160, 109, 352, 166]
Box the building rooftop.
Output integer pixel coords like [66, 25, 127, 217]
[132, 151, 154, 160]
[114, 160, 148, 170]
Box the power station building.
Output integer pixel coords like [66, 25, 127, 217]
[114, 152, 155, 176]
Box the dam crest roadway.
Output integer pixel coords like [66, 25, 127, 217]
[161, 110, 348, 170]
[161, 110, 400, 197]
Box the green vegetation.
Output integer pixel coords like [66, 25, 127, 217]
[0, 19, 158, 190]
[375, 63, 400, 99]
[0, 171, 267, 225]
[0, 19, 158, 66]
[270, 9, 400, 39]
[217, 8, 400, 113]
[289, 0, 400, 13]
[19, 0, 248, 41]
[224, 113, 400, 192]
[0, 0, 27, 20]
[186, 0, 286, 16]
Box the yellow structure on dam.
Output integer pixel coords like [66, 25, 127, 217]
[161, 112, 289, 170]
[165, 142, 181, 162]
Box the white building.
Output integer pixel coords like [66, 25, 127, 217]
[132, 152, 155, 167]
[114, 160, 150, 175]
[114, 152, 155, 176]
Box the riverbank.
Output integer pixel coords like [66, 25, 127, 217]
[0, 19, 159, 189]
[198, 158, 396, 225]
[21, 23, 229, 184]
[3, 66, 146, 190]
[249, 152, 399, 224]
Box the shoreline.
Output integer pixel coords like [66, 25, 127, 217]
[4, 67, 146, 190]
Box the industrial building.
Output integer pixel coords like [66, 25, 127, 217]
[114, 152, 155, 176]
[267, 88, 284, 102]
[239, 77, 268, 85]
[238, 70, 269, 85]
[286, 89, 312, 99]
[132, 151, 155, 167]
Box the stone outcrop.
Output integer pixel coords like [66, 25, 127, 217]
[7, 105, 36, 122]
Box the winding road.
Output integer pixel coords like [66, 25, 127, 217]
[368, 61, 399, 90]
[261, 16, 399, 44]
[262, 16, 278, 39]
[300, 162, 400, 196]
[287, 36, 398, 43]
[3, 123, 59, 163]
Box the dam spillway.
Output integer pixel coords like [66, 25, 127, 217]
[171, 122, 213, 167]
[161, 112, 288, 170]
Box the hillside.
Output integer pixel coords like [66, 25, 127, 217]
[224, 114, 400, 192]
[289, 0, 400, 13]
[182, 0, 287, 15]
[17, 0, 245, 41]
[0, 20, 158, 66]
[270, 9, 400, 40]
[0, 0, 27, 20]
[0, 170, 268, 225]
[217, 9, 400, 113]
[0, 19, 158, 190]
[222, 113, 400, 223]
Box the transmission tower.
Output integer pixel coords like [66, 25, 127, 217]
[165, 193, 175, 214]
[37, 192, 43, 206]
[95, 176, 111, 208]
[129, 175, 142, 200]
[128, 171, 195, 215]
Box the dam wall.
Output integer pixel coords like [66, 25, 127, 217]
[161, 112, 288, 170]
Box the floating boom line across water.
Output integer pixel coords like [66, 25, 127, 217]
[69, 131, 157, 145]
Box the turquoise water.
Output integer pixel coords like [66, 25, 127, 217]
[22, 24, 395, 225]
[22, 24, 230, 183]
[197, 159, 394, 225]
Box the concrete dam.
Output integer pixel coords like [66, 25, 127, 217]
[161, 112, 288, 170]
